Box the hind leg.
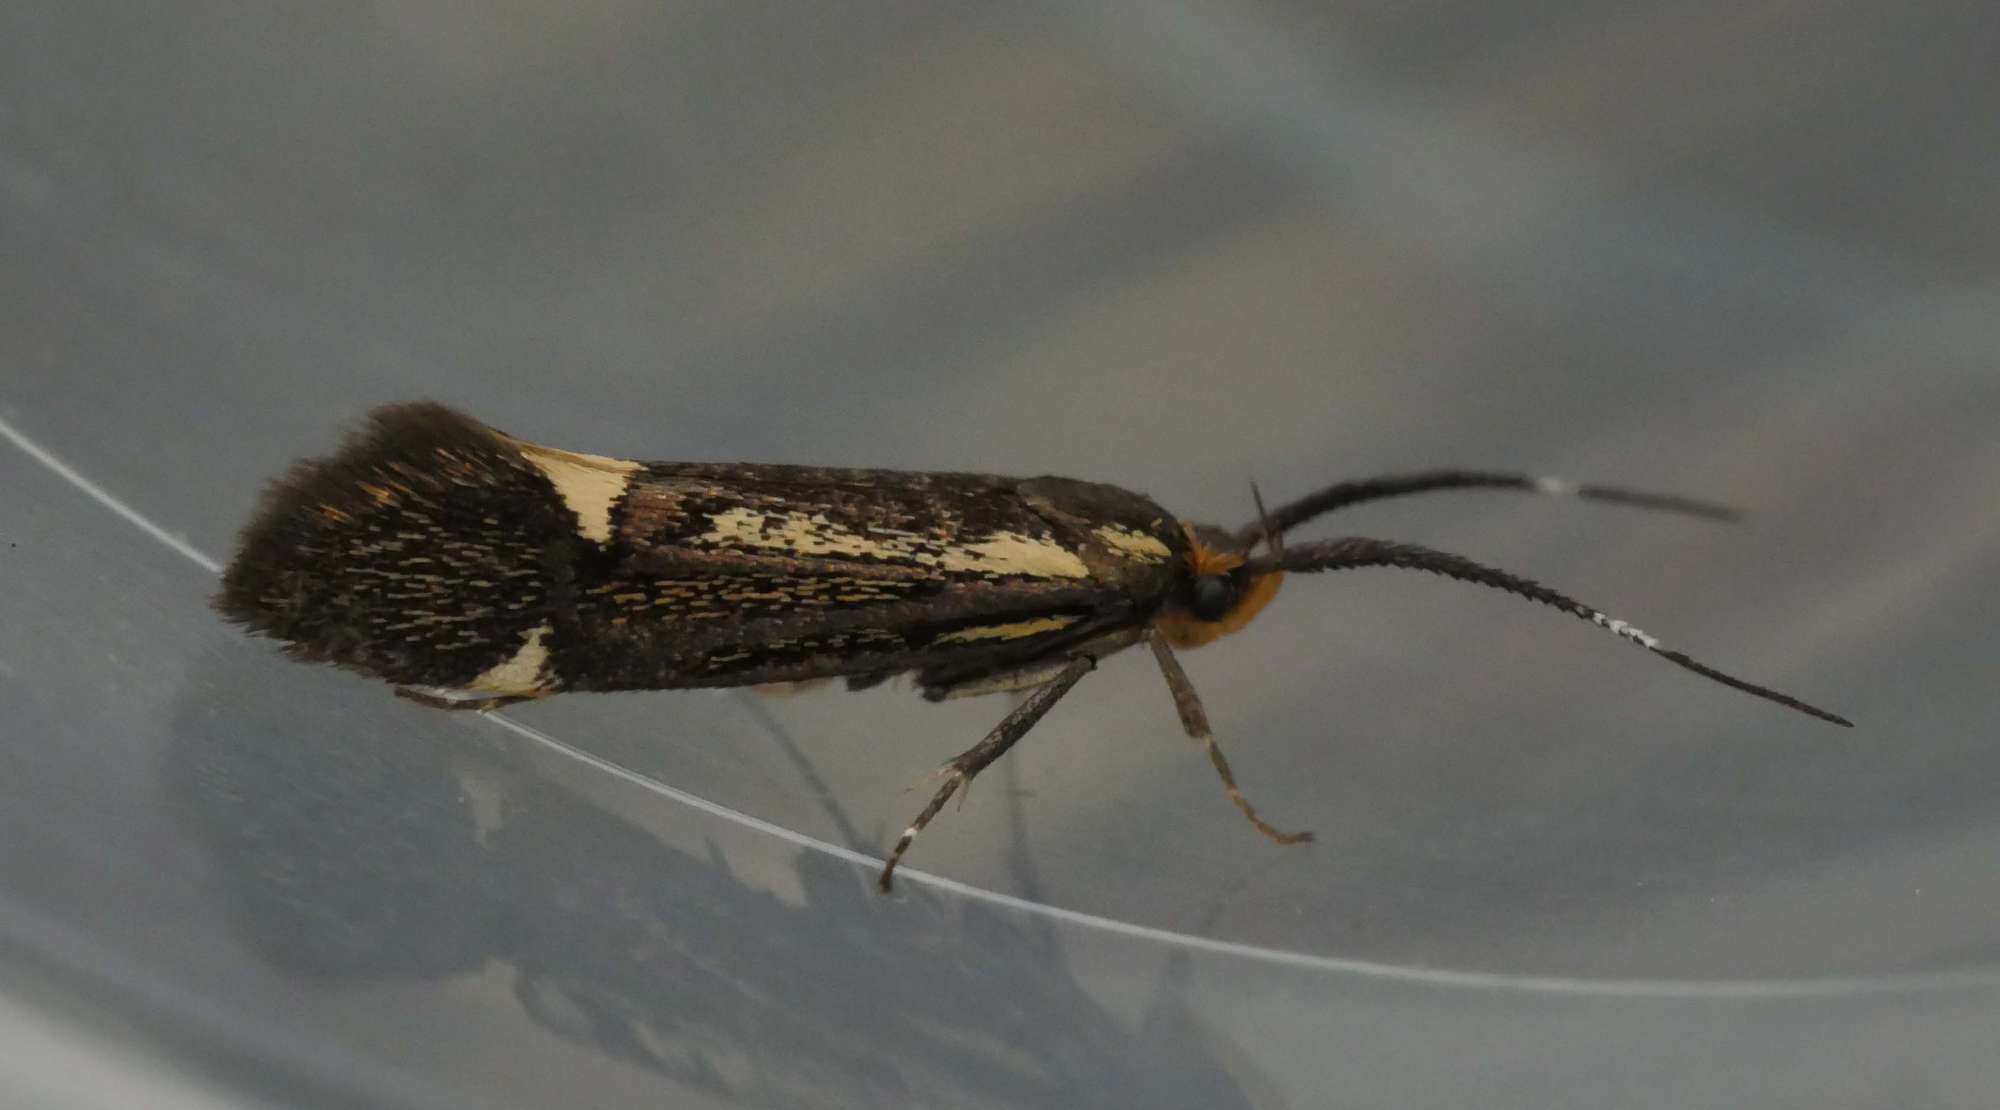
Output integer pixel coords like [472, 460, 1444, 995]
[878, 654, 1095, 891]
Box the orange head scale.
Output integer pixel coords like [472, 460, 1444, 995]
[1155, 522, 1284, 649]
[1145, 470, 1848, 728]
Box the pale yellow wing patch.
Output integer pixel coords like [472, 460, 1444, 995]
[698, 508, 1091, 580]
[701, 507, 892, 560]
[945, 532, 1089, 578]
[1093, 524, 1171, 562]
[467, 623, 554, 695]
[933, 614, 1082, 644]
[512, 441, 642, 544]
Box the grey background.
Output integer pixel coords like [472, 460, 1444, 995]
[4, 1, 1997, 1106]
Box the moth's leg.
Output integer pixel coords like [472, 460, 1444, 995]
[879, 654, 1095, 892]
[394, 686, 534, 713]
[1144, 629, 1313, 846]
[923, 659, 1072, 701]
[917, 626, 1143, 701]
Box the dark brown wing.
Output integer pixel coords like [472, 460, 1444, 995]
[552, 466, 1189, 692]
[217, 403, 1192, 698]
[217, 403, 580, 691]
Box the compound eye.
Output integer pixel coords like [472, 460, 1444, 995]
[1189, 575, 1234, 621]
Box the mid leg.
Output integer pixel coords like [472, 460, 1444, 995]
[878, 654, 1095, 891]
[1145, 629, 1312, 845]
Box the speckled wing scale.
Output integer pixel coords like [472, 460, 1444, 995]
[218, 403, 1185, 706]
[218, 402, 1852, 892]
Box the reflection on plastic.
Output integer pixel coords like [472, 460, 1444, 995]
[168, 646, 1264, 1108]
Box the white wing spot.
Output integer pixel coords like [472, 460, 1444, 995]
[1536, 476, 1580, 496]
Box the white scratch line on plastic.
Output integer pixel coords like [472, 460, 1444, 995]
[475, 710, 1988, 1001]
[0, 413, 224, 574]
[9, 409, 1984, 1000]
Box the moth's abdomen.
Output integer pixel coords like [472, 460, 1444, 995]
[216, 404, 577, 690]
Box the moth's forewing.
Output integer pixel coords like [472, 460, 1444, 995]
[559, 467, 1189, 691]
[218, 404, 1192, 700]
[217, 404, 576, 692]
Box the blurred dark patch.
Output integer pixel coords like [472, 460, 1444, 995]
[168, 646, 1264, 1107]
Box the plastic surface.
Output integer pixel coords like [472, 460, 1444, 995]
[4, 3, 1998, 1106]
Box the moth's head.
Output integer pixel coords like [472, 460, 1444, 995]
[1154, 523, 1284, 649]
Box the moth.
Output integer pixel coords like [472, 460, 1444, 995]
[217, 403, 1850, 890]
